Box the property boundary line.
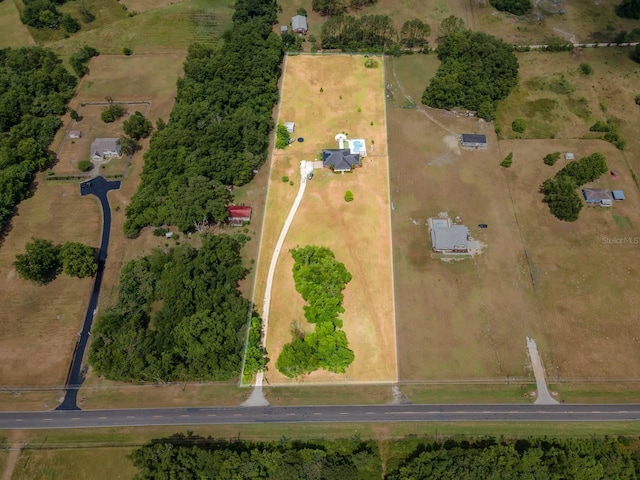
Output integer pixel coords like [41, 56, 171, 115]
[383, 56, 399, 384]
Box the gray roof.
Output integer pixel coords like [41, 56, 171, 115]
[322, 149, 360, 171]
[280, 25, 288, 32]
[582, 188, 612, 202]
[461, 133, 487, 145]
[431, 225, 469, 252]
[91, 138, 121, 157]
[612, 190, 625, 200]
[292, 15, 307, 32]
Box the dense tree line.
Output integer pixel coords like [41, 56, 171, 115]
[541, 152, 608, 222]
[69, 45, 99, 77]
[422, 30, 518, 120]
[320, 15, 429, 51]
[131, 434, 380, 479]
[123, 0, 282, 237]
[617, 0, 640, 19]
[0, 47, 76, 233]
[388, 436, 638, 479]
[312, 0, 378, 16]
[489, 0, 532, 15]
[276, 246, 354, 378]
[89, 235, 256, 382]
[132, 434, 640, 479]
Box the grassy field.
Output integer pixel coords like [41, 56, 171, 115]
[387, 49, 640, 391]
[43, 0, 233, 55]
[0, 0, 34, 48]
[11, 447, 137, 480]
[0, 54, 185, 411]
[0, 181, 101, 390]
[253, 55, 396, 384]
[265, 385, 394, 405]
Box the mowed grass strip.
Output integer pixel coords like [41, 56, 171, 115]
[0, 0, 34, 48]
[254, 55, 396, 384]
[11, 447, 137, 480]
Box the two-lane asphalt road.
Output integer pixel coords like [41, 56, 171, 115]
[3, 403, 640, 430]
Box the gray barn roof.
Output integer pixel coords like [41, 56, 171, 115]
[322, 149, 360, 171]
[582, 188, 613, 203]
[461, 133, 487, 145]
[292, 15, 307, 32]
[431, 225, 469, 252]
[91, 138, 121, 158]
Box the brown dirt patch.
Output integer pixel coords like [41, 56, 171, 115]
[254, 55, 396, 384]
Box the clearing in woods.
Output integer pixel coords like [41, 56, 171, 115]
[388, 51, 640, 389]
[253, 55, 397, 384]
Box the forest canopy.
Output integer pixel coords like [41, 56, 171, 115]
[131, 434, 640, 479]
[88, 235, 255, 382]
[123, 0, 283, 237]
[0, 47, 76, 232]
[422, 30, 519, 120]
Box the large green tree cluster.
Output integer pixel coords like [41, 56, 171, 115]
[14, 238, 97, 284]
[88, 234, 255, 382]
[320, 14, 396, 50]
[131, 434, 380, 479]
[541, 152, 608, 222]
[489, 0, 532, 15]
[133, 434, 640, 479]
[388, 437, 637, 479]
[617, 0, 640, 19]
[21, 0, 80, 34]
[69, 45, 99, 77]
[0, 47, 76, 232]
[123, 0, 282, 237]
[276, 246, 354, 378]
[422, 31, 519, 120]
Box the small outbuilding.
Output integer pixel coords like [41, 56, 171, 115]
[322, 149, 361, 172]
[565, 152, 575, 160]
[280, 25, 288, 33]
[291, 15, 307, 33]
[461, 133, 487, 149]
[430, 225, 469, 253]
[228, 205, 252, 226]
[284, 122, 295, 133]
[582, 188, 613, 206]
[69, 130, 82, 139]
[612, 190, 626, 200]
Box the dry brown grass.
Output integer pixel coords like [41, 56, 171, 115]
[0, 54, 185, 407]
[0, 0, 34, 48]
[254, 55, 396, 384]
[0, 182, 101, 387]
[121, 0, 189, 13]
[389, 51, 640, 385]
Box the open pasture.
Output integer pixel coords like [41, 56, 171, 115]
[388, 52, 640, 385]
[0, 0, 34, 48]
[0, 54, 184, 410]
[253, 55, 396, 384]
[45, 0, 233, 56]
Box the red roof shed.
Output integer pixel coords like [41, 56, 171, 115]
[228, 205, 251, 225]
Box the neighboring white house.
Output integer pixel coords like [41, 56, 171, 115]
[90, 138, 121, 160]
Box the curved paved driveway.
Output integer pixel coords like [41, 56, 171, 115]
[56, 177, 121, 411]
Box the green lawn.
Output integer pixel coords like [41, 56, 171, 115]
[44, 0, 234, 55]
[0, 0, 34, 48]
